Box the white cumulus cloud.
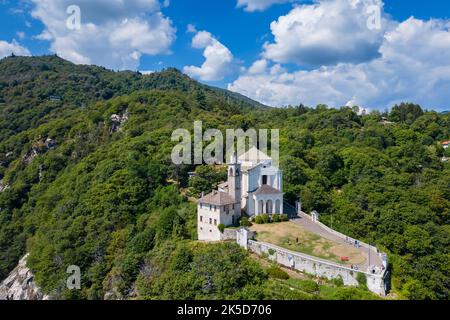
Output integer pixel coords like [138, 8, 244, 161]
[263, 0, 391, 67]
[247, 59, 269, 74]
[184, 31, 235, 82]
[0, 39, 31, 58]
[229, 17, 450, 111]
[30, 0, 176, 70]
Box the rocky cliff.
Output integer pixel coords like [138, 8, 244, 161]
[0, 254, 49, 300]
[0, 180, 9, 192]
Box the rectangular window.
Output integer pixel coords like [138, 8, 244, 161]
[214, 219, 217, 226]
[209, 218, 212, 224]
[200, 216, 203, 222]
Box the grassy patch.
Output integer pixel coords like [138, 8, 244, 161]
[250, 222, 366, 265]
[267, 265, 290, 280]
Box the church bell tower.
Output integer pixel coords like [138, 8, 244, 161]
[228, 153, 241, 213]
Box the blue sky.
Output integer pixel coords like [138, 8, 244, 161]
[1, 0, 450, 110]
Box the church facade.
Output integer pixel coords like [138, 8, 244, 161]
[198, 147, 283, 241]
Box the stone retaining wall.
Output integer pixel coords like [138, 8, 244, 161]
[300, 212, 378, 252]
[247, 240, 388, 296]
[221, 228, 238, 241]
[299, 212, 388, 269]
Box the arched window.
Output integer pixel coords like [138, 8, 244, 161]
[267, 200, 273, 214]
[259, 200, 264, 214]
[262, 175, 268, 185]
[229, 167, 234, 176]
[275, 200, 281, 214]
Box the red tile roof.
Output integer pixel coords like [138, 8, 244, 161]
[199, 190, 236, 206]
[254, 184, 282, 195]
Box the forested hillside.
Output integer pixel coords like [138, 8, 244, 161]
[0, 56, 448, 300]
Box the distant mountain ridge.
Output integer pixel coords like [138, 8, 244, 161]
[0, 55, 267, 154]
[0, 55, 266, 108]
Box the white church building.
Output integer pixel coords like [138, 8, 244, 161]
[198, 147, 284, 241]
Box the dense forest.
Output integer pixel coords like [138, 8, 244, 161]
[0, 55, 448, 300]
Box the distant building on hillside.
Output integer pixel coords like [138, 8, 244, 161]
[197, 147, 284, 241]
[441, 141, 450, 149]
[380, 117, 394, 125]
[49, 95, 61, 101]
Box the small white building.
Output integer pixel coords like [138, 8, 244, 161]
[197, 190, 240, 241]
[198, 147, 284, 241]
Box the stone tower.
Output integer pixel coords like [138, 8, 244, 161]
[227, 153, 241, 212]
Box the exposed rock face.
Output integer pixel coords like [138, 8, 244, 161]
[45, 138, 57, 150]
[109, 111, 129, 133]
[0, 180, 10, 193]
[0, 152, 14, 167]
[22, 137, 57, 165]
[22, 147, 39, 165]
[102, 266, 139, 300]
[0, 254, 49, 300]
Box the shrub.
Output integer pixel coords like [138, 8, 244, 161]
[331, 275, 344, 287]
[261, 252, 269, 260]
[402, 279, 433, 300]
[170, 246, 193, 272]
[280, 214, 289, 222]
[268, 248, 276, 256]
[272, 214, 281, 223]
[255, 216, 264, 224]
[267, 265, 289, 280]
[356, 272, 368, 290]
[218, 224, 225, 233]
[261, 214, 270, 224]
[240, 217, 252, 227]
[298, 280, 320, 294]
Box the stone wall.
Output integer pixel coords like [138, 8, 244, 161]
[247, 240, 387, 296]
[299, 212, 388, 269]
[197, 205, 223, 242]
[221, 228, 238, 241]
